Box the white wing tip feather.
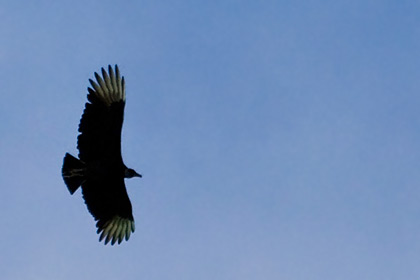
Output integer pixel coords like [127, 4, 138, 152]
[88, 65, 126, 106]
[98, 216, 135, 245]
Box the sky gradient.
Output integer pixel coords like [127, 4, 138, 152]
[1, 1, 420, 279]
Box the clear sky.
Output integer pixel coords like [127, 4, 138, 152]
[1, 0, 420, 279]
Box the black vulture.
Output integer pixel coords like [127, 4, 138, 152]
[62, 65, 142, 245]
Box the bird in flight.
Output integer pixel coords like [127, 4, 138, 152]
[62, 65, 142, 245]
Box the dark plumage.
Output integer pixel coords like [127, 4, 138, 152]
[62, 65, 141, 245]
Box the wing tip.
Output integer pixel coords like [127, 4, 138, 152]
[88, 65, 126, 106]
[97, 216, 135, 246]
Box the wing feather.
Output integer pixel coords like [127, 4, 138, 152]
[83, 176, 135, 245]
[77, 65, 126, 162]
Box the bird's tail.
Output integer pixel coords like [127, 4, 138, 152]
[62, 153, 86, 194]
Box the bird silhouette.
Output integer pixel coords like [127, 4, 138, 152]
[62, 65, 141, 245]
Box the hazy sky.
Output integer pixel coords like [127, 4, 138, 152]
[1, 1, 420, 279]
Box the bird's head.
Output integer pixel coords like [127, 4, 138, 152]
[124, 168, 142, 179]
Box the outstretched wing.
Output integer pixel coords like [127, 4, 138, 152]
[77, 65, 126, 162]
[81, 176, 135, 245]
[77, 65, 134, 245]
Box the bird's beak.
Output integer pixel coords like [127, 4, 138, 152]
[134, 172, 142, 178]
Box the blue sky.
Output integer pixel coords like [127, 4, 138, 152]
[1, 0, 420, 279]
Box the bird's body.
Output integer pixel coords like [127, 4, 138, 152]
[62, 65, 141, 245]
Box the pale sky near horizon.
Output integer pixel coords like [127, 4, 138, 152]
[1, 1, 420, 279]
